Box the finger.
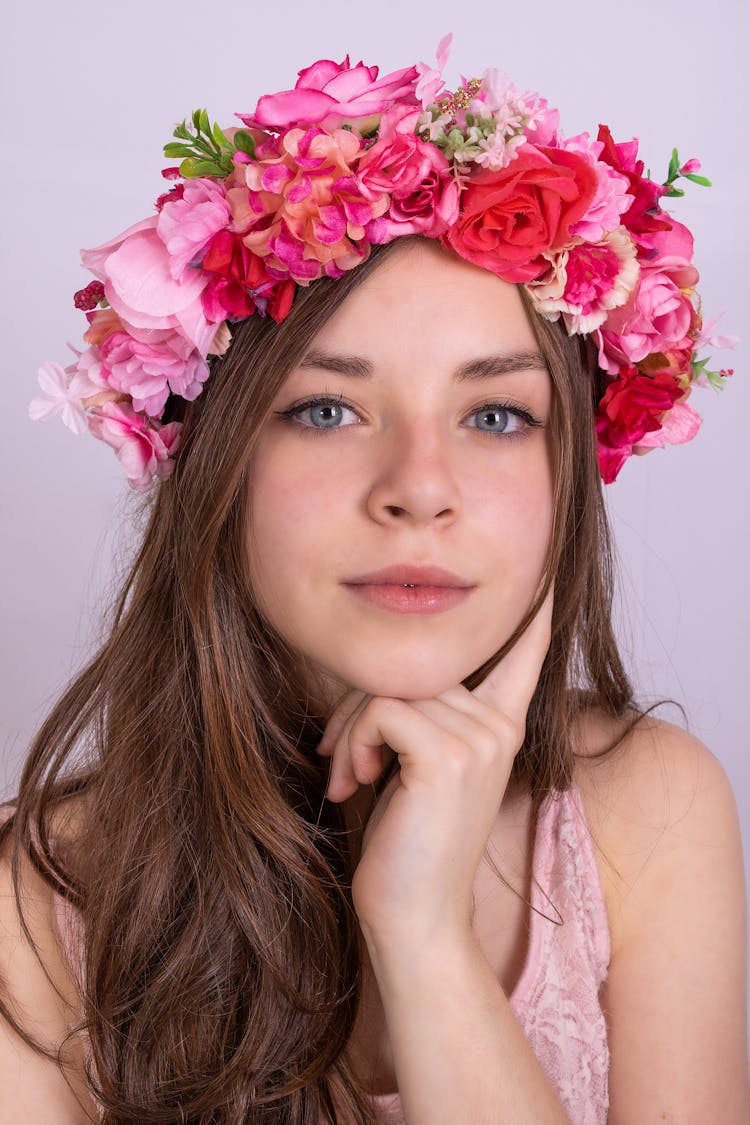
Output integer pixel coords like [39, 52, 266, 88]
[471, 583, 554, 733]
[315, 689, 367, 757]
[325, 692, 389, 802]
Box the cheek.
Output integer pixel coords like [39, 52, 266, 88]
[245, 442, 346, 594]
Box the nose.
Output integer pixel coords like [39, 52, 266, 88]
[365, 420, 462, 526]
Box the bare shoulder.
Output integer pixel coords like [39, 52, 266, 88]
[570, 706, 750, 1121]
[0, 800, 96, 1121]
[570, 706, 743, 936]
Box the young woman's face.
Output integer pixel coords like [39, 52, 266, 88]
[246, 239, 555, 708]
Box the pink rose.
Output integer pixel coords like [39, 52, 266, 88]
[357, 104, 459, 239]
[87, 400, 181, 491]
[237, 54, 421, 132]
[595, 262, 698, 373]
[81, 222, 217, 356]
[99, 329, 210, 418]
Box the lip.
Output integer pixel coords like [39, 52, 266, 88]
[344, 564, 474, 588]
[343, 564, 476, 616]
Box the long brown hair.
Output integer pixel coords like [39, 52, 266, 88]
[2, 235, 674, 1122]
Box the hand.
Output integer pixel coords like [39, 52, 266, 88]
[314, 584, 554, 951]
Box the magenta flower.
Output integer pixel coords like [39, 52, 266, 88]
[87, 401, 181, 491]
[238, 55, 421, 133]
[357, 104, 459, 239]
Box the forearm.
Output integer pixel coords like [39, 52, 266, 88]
[364, 928, 571, 1125]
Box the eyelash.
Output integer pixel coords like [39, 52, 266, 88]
[274, 393, 543, 441]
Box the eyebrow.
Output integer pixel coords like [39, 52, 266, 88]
[297, 348, 548, 382]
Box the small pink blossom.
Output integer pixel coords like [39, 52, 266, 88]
[415, 32, 452, 109]
[87, 401, 181, 491]
[238, 54, 421, 133]
[156, 178, 232, 281]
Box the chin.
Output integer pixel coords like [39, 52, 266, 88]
[328, 655, 486, 702]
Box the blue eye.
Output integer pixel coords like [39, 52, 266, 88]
[463, 407, 532, 436]
[289, 399, 359, 430]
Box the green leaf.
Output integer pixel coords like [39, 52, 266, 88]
[164, 142, 199, 157]
[664, 185, 685, 198]
[685, 172, 712, 187]
[192, 108, 202, 130]
[199, 108, 211, 135]
[232, 129, 256, 156]
[173, 120, 192, 141]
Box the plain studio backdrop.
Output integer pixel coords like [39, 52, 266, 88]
[2, 0, 748, 1010]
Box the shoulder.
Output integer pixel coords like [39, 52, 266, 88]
[0, 802, 95, 1120]
[571, 706, 744, 934]
[571, 708, 750, 1120]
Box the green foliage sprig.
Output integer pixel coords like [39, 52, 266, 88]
[163, 109, 256, 179]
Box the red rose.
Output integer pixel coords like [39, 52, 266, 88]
[441, 144, 598, 283]
[596, 366, 682, 450]
[200, 230, 295, 323]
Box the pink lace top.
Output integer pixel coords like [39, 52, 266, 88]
[369, 784, 611, 1124]
[45, 783, 611, 1124]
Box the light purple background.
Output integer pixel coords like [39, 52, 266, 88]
[3, 0, 748, 992]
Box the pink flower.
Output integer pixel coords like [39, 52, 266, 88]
[156, 178, 232, 281]
[595, 261, 698, 373]
[357, 103, 459, 239]
[87, 400, 181, 491]
[561, 134, 633, 243]
[238, 125, 389, 281]
[29, 362, 88, 434]
[237, 54, 421, 133]
[527, 226, 639, 334]
[99, 329, 210, 418]
[81, 220, 217, 356]
[415, 32, 452, 109]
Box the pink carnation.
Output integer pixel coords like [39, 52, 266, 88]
[99, 329, 210, 418]
[357, 103, 459, 239]
[238, 125, 389, 281]
[238, 54, 421, 133]
[527, 226, 639, 334]
[156, 178, 232, 281]
[87, 400, 181, 491]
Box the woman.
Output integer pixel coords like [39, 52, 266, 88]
[2, 36, 747, 1123]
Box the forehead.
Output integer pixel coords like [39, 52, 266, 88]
[309, 239, 539, 360]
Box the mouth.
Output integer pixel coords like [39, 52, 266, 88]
[344, 564, 475, 589]
[343, 565, 476, 615]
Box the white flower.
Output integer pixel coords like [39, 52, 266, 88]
[29, 362, 88, 434]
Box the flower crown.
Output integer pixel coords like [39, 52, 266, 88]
[30, 34, 735, 489]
